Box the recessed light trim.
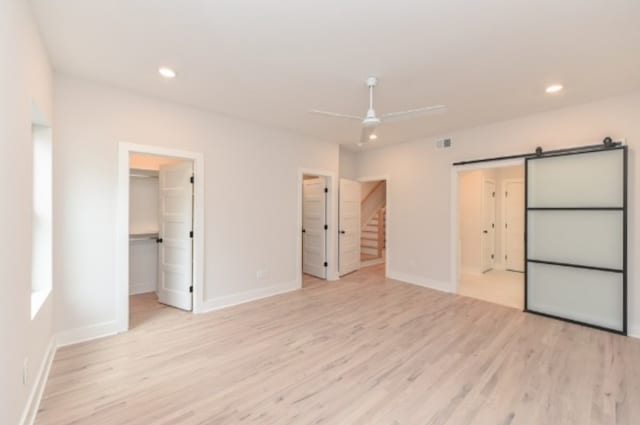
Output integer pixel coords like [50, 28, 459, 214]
[369, 134, 378, 140]
[545, 84, 563, 94]
[158, 67, 176, 79]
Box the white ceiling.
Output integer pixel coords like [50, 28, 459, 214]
[31, 0, 640, 150]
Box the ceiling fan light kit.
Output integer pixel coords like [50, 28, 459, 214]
[309, 76, 446, 145]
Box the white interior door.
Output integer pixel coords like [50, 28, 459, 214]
[482, 180, 496, 272]
[158, 161, 193, 311]
[504, 180, 525, 272]
[302, 177, 327, 279]
[339, 178, 361, 276]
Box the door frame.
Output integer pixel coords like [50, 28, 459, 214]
[297, 168, 338, 286]
[116, 142, 205, 333]
[357, 175, 390, 277]
[451, 159, 524, 293]
[501, 177, 525, 272]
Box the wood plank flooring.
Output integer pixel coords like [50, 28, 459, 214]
[36, 264, 640, 424]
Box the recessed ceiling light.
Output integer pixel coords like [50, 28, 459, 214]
[369, 134, 378, 140]
[158, 67, 176, 79]
[545, 84, 563, 94]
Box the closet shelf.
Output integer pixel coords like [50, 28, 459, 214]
[129, 232, 159, 241]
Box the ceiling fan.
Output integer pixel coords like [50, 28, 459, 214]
[309, 77, 446, 145]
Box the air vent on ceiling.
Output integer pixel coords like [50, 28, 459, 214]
[436, 138, 452, 149]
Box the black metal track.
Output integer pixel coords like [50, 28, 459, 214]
[527, 207, 623, 211]
[452, 141, 622, 166]
[527, 259, 623, 274]
[524, 309, 625, 335]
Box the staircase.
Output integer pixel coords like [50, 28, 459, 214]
[361, 207, 386, 260]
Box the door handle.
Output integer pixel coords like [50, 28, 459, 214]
[340, 230, 346, 234]
[483, 230, 488, 234]
[302, 229, 306, 233]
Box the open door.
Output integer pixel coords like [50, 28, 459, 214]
[481, 180, 496, 272]
[158, 161, 194, 311]
[339, 178, 361, 276]
[302, 177, 327, 279]
[504, 180, 525, 272]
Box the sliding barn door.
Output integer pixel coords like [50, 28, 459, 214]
[525, 147, 627, 334]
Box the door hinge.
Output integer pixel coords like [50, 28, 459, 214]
[492, 223, 495, 228]
[491, 254, 494, 259]
[190, 175, 194, 184]
[189, 230, 193, 238]
[189, 285, 193, 293]
[492, 191, 495, 197]
[324, 224, 328, 230]
[324, 187, 328, 193]
[505, 223, 508, 229]
[324, 262, 328, 267]
[156, 237, 163, 243]
[505, 255, 508, 260]
[505, 191, 508, 197]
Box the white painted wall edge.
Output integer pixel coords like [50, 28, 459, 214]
[18, 337, 57, 425]
[201, 280, 300, 313]
[387, 269, 452, 294]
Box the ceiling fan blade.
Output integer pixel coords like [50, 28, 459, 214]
[381, 105, 447, 122]
[309, 110, 363, 121]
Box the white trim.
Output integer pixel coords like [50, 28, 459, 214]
[117, 142, 205, 334]
[357, 174, 390, 278]
[201, 280, 299, 313]
[629, 323, 640, 339]
[297, 168, 339, 286]
[129, 282, 156, 295]
[451, 158, 525, 294]
[387, 269, 452, 293]
[56, 320, 120, 348]
[18, 337, 56, 425]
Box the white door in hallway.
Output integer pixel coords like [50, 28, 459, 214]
[504, 180, 525, 272]
[339, 178, 361, 276]
[482, 179, 496, 272]
[302, 177, 327, 279]
[158, 161, 193, 311]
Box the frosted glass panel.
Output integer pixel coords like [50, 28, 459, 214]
[527, 262, 623, 331]
[528, 149, 624, 207]
[528, 210, 623, 269]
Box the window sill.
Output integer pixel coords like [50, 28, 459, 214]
[31, 288, 51, 320]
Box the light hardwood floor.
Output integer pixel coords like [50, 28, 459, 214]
[37, 264, 640, 425]
[458, 270, 524, 310]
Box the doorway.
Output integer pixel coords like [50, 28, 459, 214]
[456, 163, 525, 309]
[128, 153, 194, 327]
[359, 179, 387, 269]
[117, 143, 204, 333]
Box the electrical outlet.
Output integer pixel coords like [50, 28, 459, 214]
[23, 358, 28, 386]
[256, 269, 268, 280]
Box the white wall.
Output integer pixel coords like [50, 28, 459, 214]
[0, 0, 54, 424]
[53, 74, 339, 339]
[355, 91, 640, 335]
[339, 146, 357, 179]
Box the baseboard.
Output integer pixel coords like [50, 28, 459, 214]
[387, 270, 453, 293]
[56, 320, 120, 348]
[628, 323, 640, 339]
[129, 282, 156, 295]
[201, 280, 300, 313]
[19, 337, 57, 425]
